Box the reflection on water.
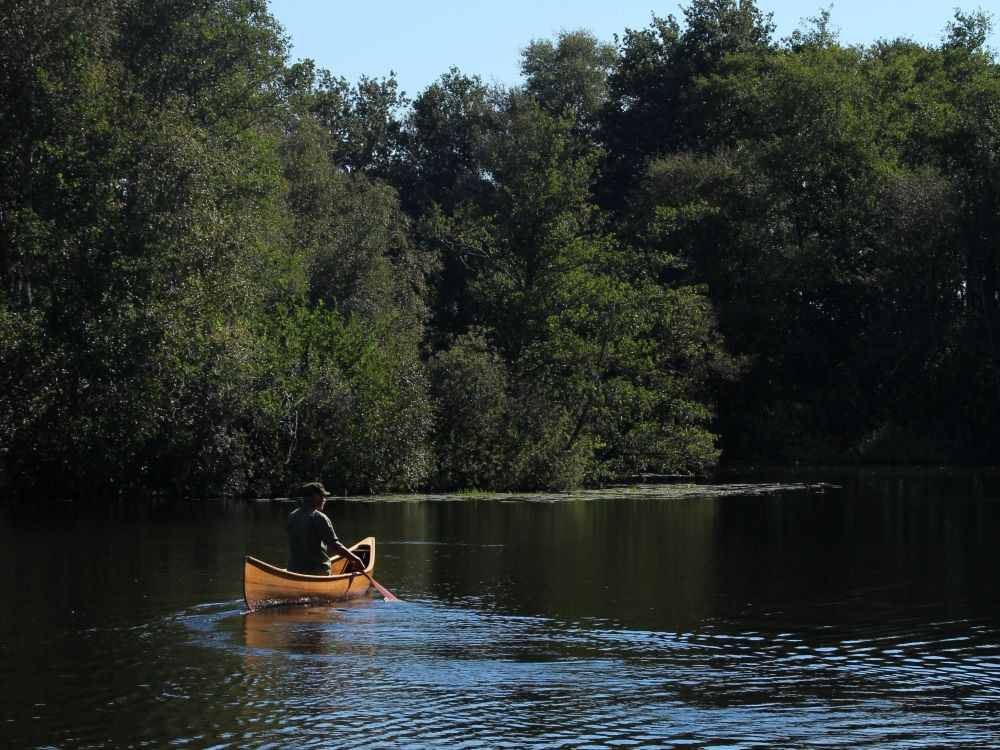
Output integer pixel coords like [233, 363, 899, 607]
[1, 468, 1000, 748]
[242, 600, 383, 652]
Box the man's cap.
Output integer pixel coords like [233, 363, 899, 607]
[302, 482, 330, 498]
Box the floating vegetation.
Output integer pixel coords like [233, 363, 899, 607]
[335, 482, 839, 504]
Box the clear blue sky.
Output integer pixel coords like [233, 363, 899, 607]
[267, 1, 997, 99]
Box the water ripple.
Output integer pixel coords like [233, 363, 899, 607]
[111, 599, 997, 749]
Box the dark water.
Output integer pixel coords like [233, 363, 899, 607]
[2, 466, 999, 748]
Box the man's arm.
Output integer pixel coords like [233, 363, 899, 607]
[315, 513, 365, 571]
[330, 540, 365, 571]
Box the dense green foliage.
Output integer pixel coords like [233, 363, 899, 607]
[1, 0, 997, 497]
[607, 6, 1000, 462]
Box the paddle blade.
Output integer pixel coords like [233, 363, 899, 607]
[364, 572, 399, 602]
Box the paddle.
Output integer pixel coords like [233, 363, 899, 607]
[360, 570, 400, 602]
[342, 553, 399, 601]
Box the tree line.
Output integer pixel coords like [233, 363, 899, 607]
[1, 0, 997, 498]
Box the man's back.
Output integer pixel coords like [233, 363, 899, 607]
[286, 505, 339, 575]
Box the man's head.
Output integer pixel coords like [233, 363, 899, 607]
[302, 482, 330, 507]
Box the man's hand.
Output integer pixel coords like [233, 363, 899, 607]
[334, 543, 365, 572]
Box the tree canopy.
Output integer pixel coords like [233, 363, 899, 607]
[1, 0, 997, 498]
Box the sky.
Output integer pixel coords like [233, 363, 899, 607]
[267, 1, 997, 99]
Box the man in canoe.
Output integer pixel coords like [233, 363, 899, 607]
[286, 482, 365, 575]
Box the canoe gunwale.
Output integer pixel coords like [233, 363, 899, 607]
[244, 555, 374, 582]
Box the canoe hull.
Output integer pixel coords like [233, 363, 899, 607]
[244, 536, 375, 610]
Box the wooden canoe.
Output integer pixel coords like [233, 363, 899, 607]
[244, 536, 376, 610]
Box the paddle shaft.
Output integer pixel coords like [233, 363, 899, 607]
[334, 546, 399, 601]
[361, 570, 399, 601]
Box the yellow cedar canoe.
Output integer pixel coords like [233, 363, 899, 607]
[244, 536, 375, 610]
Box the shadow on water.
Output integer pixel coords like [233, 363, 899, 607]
[2, 467, 1000, 748]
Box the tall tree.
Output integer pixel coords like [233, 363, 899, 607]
[306, 65, 408, 177]
[521, 29, 616, 140]
[600, 0, 776, 208]
[426, 93, 729, 486]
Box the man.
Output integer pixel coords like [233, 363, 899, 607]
[286, 482, 365, 575]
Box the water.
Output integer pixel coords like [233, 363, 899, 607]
[1, 466, 999, 748]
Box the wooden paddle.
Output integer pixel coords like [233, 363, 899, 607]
[342, 554, 399, 601]
[361, 571, 400, 602]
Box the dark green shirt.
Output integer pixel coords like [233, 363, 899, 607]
[286, 506, 339, 575]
